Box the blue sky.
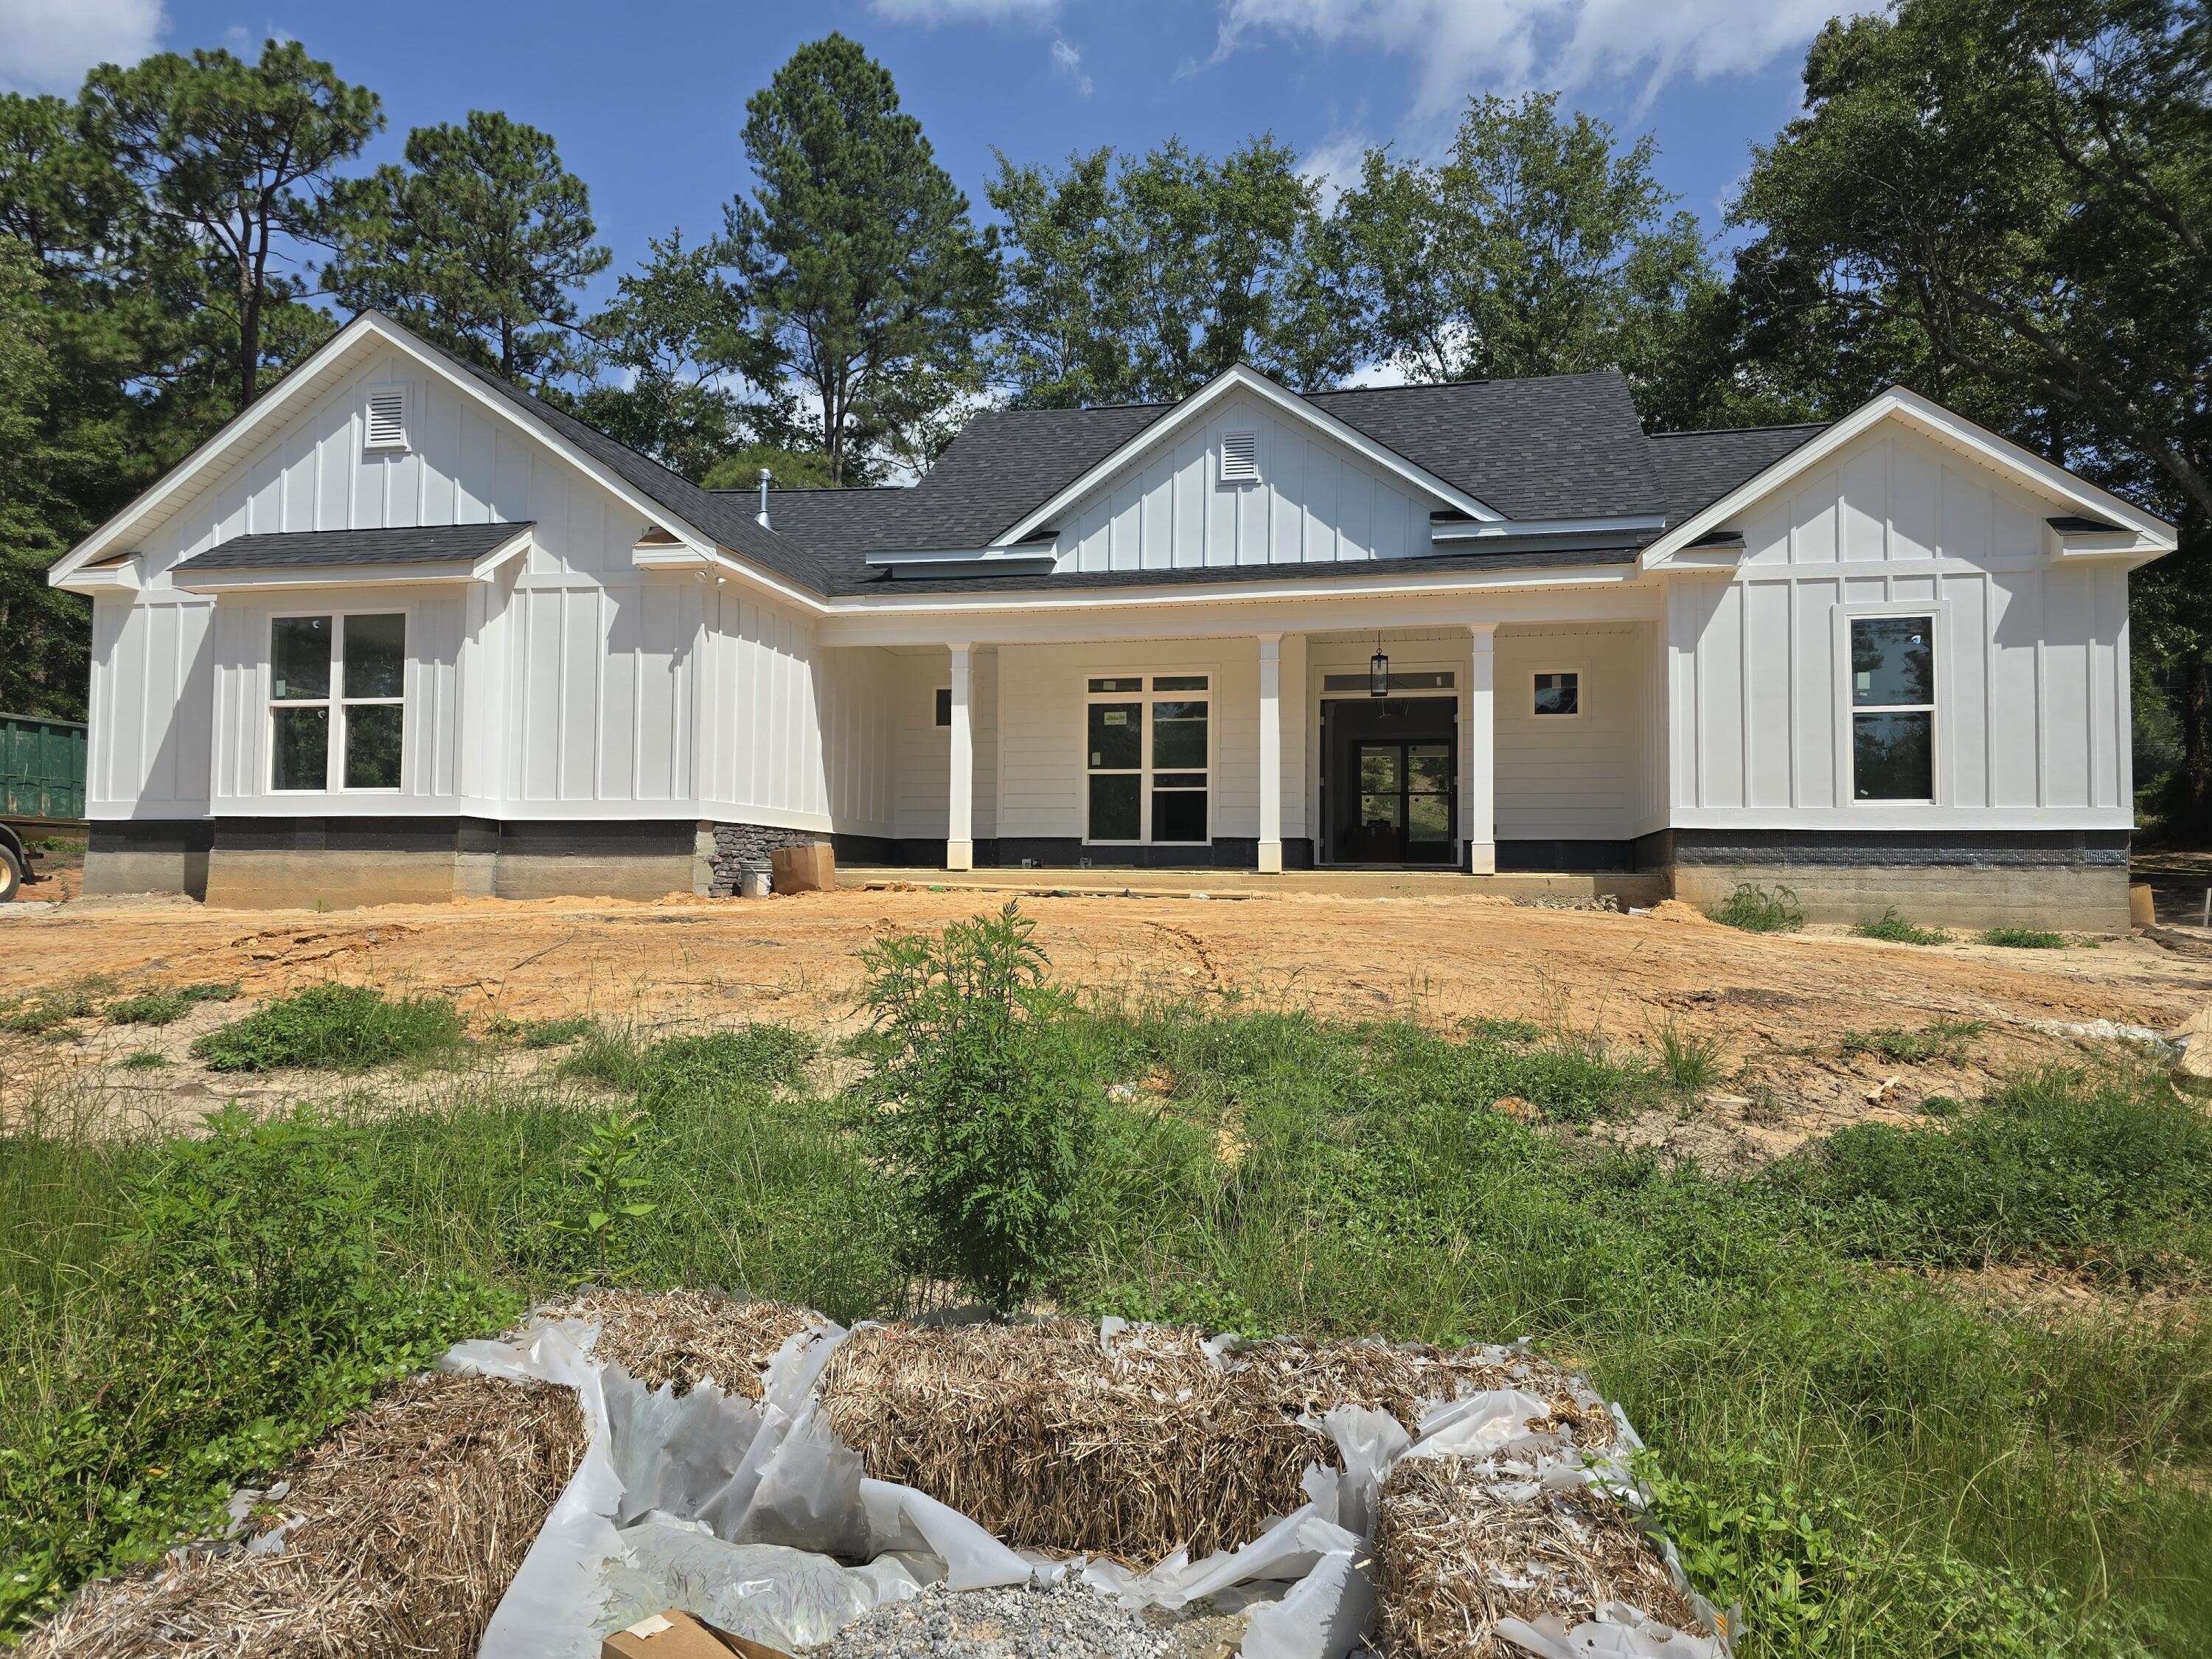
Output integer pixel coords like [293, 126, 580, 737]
[3, 0, 1866, 320]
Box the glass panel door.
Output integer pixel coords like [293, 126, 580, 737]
[1405, 743, 1452, 846]
[1087, 700, 1142, 840]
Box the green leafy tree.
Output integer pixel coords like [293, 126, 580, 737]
[577, 229, 777, 481]
[728, 33, 996, 483]
[0, 236, 91, 718]
[323, 110, 608, 386]
[82, 38, 380, 406]
[990, 136, 1354, 407]
[1331, 92, 1718, 418]
[701, 445, 838, 492]
[1731, 0, 2212, 830]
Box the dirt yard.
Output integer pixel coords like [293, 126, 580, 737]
[7, 882, 2210, 1165]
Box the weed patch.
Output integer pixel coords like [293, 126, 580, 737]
[1851, 909, 1950, 946]
[1652, 1018, 1725, 1094]
[1705, 883, 1804, 933]
[103, 981, 239, 1027]
[1839, 1018, 1986, 1065]
[482, 1013, 598, 1050]
[1, 984, 102, 1038]
[120, 1050, 169, 1071]
[189, 984, 464, 1072]
[1981, 927, 2069, 949]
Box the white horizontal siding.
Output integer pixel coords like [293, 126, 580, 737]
[891, 647, 998, 840]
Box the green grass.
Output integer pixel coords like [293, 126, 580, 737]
[481, 1012, 599, 1049]
[1653, 1016, 1726, 1094]
[1706, 883, 1806, 933]
[103, 981, 239, 1027]
[1851, 909, 1951, 946]
[1980, 928, 2070, 950]
[120, 1050, 169, 1071]
[2, 993, 2208, 1653]
[0, 981, 106, 1039]
[187, 983, 465, 1072]
[1839, 1018, 1987, 1065]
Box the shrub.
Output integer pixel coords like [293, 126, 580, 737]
[1852, 909, 1950, 946]
[189, 984, 464, 1072]
[1706, 883, 1804, 933]
[558, 1108, 658, 1277]
[1981, 927, 2068, 949]
[104, 981, 239, 1027]
[853, 902, 1096, 1313]
[1839, 1019, 1986, 1065]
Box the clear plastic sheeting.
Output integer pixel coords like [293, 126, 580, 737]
[445, 1313, 1730, 1659]
[597, 1520, 922, 1648]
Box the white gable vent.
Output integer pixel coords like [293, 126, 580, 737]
[1219, 429, 1259, 484]
[364, 386, 408, 451]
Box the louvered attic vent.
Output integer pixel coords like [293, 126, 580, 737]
[1219, 429, 1259, 484]
[364, 387, 408, 451]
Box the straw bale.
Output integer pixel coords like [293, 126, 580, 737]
[1374, 1455, 1705, 1659]
[814, 1323, 1615, 1564]
[539, 1289, 824, 1397]
[21, 1373, 583, 1659]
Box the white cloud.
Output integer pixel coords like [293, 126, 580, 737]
[1298, 129, 1375, 208]
[1214, 0, 1868, 117]
[0, 0, 165, 94]
[867, 0, 1060, 22]
[1050, 35, 1093, 97]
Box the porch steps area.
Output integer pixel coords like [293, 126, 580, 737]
[838, 866, 1668, 907]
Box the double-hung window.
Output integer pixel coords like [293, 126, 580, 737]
[1848, 614, 1935, 801]
[269, 612, 406, 793]
[1085, 675, 1209, 844]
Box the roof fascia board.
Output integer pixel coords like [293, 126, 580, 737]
[470, 526, 536, 579]
[1642, 388, 2177, 568]
[1433, 514, 1664, 542]
[823, 560, 1641, 622]
[992, 366, 1503, 547]
[171, 561, 487, 593]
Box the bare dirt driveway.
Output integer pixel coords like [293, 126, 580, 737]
[4, 885, 2208, 1166]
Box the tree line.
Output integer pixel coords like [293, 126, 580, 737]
[4, 1, 2209, 832]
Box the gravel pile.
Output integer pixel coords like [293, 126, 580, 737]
[798, 1582, 1255, 1659]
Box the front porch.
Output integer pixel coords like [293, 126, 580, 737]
[838, 863, 1667, 906]
[837, 607, 1667, 880]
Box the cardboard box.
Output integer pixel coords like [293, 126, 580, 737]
[599, 1608, 792, 1659]
[770, 842, 835, 894]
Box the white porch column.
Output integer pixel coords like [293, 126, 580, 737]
[946, 641, 973, 871]
[1256, 633, 1283, 874]
[1464, 624, 1497, 874]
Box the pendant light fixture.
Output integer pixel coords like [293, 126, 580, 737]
[1369, 630, 1389, 697]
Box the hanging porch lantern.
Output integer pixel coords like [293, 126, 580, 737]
[1369, 633, 1389, 697]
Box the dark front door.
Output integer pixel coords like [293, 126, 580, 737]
[1323, 698, 1458, 865]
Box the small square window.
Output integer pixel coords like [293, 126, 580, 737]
[934, 687, 952, 727]
[1534, 672, 1579, 716]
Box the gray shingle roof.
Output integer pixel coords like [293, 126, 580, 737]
[179, 522, 533, 571]
[364, 313, 1830, 600]
[367, 312, 835, 594]
[1647, 425, 1829, 523]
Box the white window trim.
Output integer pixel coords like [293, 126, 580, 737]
[266, 606, 410, 796]
[1529, 664, 1587, 722]
[1082, 670, 1214, 846]
[364, 383, 410, 453]
[1832, 599, 1948, 807]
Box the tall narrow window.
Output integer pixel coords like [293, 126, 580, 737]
[270, 616, 332, 792]
[268, 613, 406, 792]
[1850, 615, 1934, 800]
[1085, 675, 1209, 844]
[342, 613, 406, 789]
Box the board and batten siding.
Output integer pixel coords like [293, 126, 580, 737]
[86, 593, 215, 817]
[1049, 390, 1437, 574]
[996, 640, 1265, 841]
[1669, 429, 2131, 826]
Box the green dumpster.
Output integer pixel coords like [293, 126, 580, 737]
[0, 712, 88, 823]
